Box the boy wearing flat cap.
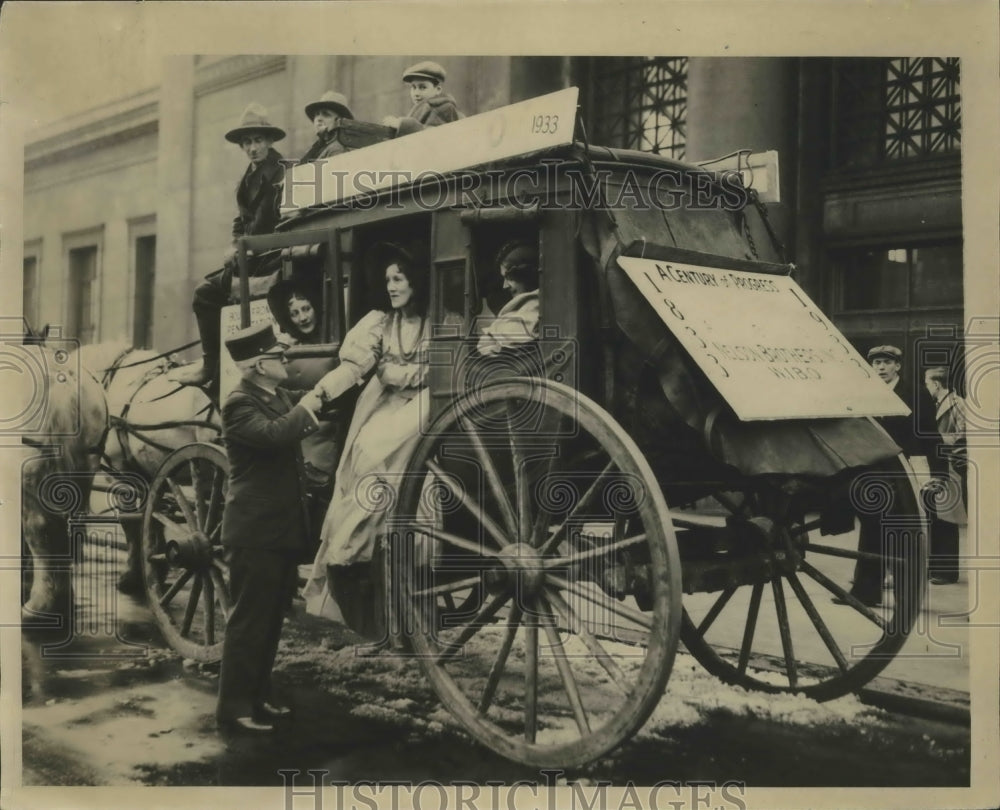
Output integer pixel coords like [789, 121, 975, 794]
[215, 323, 325, 735]
[298, 90, 355, 165]
[172, 103, 287, 391]
[382, 60, 464, 136]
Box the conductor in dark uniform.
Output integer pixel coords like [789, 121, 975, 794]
[216, 323, 324, 735]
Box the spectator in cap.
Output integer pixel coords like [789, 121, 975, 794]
[298, 91, 355, 165]
[835, 342, 925, 608]
[382, 60, 464, 137]
[477, 238, 541, 356]
[216, 323, 326, 735]
[923, 366, 968, 585]
[171, 103, 287, 392]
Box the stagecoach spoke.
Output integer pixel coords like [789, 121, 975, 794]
[477, 603, 523, 716]
[151, 510, 185, 535]
[789, 516, 823, 537]
[204, 468, 224, 538]
[158, 568, 194, 609]
[467, 428, 518, 540]
[426, 459, 510, 549]
[771, 577, 798, 688]
[538, 596, 591, 736]
[524, 605, 538, 743]
[413, 574, 483, 598]
[416, 524, 501, 559]
[799, 560, 888, 630]
[737, 582, 765, 675]
[180, 573, 204, 638]
[539, 460, 616, 556]
[434, 590, 512, 663]
[785, 570, 848, 673]
[696, 585, 737, 636]
[547, 574, 653, 630]
[203, 572, 216, 646]
[508, 412, 531, 545]
[209, 566, 232, 615]
[804, 541, 905, 564]
[189, 460, 207, 529]
[165, 477, 198, 530]
[542, 533, 648, 569]
[545, 588, 628, 693]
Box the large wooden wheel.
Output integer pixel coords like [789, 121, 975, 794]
[677, 454, 927, 701]
[141, 442, 231, 662]
[393, 378, 682, 768]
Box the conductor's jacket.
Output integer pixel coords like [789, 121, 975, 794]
[221, 378, 319, 551]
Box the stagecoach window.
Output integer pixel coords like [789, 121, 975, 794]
[832, 57, 961, 169]
[834, 242, 963, 312]
[583, 57, 687, 158]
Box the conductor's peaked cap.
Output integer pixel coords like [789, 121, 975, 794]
[225, 323, 283, 362]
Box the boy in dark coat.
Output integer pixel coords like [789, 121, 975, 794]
[215, 323, 325, 735]
[382, 61, 463, 137]
[171, 103, 287, 391]
[297, 90, 354, 165]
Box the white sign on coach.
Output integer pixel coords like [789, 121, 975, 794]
[617, 256, 911, 421]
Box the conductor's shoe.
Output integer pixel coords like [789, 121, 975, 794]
[217, 715, 275, 736]
[254, 702, 293, 722]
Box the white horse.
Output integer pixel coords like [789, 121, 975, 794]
[20, 337, 109, 625]
[78, 341, 221, 592]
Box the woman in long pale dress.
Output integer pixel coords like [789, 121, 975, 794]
[302, 242, 459, 636]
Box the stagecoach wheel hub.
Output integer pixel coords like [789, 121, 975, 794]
[745, 516, 799, 575]
[484, 542, 546, 597]
[164, 531, 213, 568]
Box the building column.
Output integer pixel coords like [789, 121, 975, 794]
[154, 55, 196, 352]
[685, 58, 798, 263]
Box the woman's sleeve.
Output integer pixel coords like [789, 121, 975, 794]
[316, 310, 387, 399]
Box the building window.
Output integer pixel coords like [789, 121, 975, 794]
[67, 245, 98, 344]
[833, 57, 961, 169]
[834, 242, 963, 312]
[132, 234, 156, 348]
[23, 251, 39, 328]
[585, 57, 687, 158]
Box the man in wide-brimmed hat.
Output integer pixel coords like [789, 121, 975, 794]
[171, 103, 287, 391]
[298, 90, 354, 164]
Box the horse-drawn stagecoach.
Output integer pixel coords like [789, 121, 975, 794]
[42, 88, 928, 767]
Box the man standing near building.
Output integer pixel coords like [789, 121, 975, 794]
[171, 103, 287, 392]
[923, 366, 967, 585]
[836, 345, 921, 607]
[215, 323, 324, 735]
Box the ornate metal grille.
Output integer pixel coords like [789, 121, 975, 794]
[587, 57, 687, 158]
[833, 57, 960, 168]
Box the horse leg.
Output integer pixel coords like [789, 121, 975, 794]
[117, 518, 145, 596]
[21, 502, 74, 632]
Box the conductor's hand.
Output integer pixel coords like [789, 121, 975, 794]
[299, 389, 324, 415]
